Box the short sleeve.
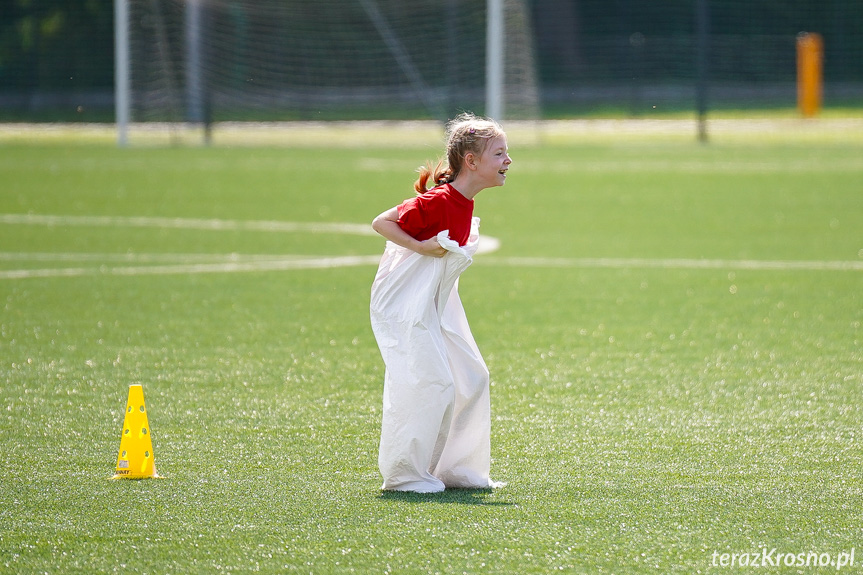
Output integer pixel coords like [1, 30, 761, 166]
[392, 186, 469, 243]
[397, 196, 429, 239]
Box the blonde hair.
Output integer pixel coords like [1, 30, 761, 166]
[414, 112, 506, 194]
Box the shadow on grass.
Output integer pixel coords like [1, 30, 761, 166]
[378, 488, 515, 506]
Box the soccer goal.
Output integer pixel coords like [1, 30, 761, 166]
[114, 0, 540, 146]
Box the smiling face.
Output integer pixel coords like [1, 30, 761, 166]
[443, 114, 512, 199]
[476, 135, 512, 188]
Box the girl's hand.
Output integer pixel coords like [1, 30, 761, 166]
[371, 208, 448, 257]
[417, 237, 447, 258]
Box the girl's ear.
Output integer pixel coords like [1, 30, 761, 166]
[464, 151, 478, 170]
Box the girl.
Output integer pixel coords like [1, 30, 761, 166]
[369, 113, 511, 493]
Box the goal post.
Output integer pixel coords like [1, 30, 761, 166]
[114, 0, 129, 146]
[114, 0, 540, 146]
[486, 0, 503, 121]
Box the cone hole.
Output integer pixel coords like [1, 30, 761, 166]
[124, 428, 130, 435]
[127, 406, 132, 413]
[141, 427, 147, 435]
[144, 451, 150, 458]
[122, 450, 127, 457]
[139, 405, 145, 412]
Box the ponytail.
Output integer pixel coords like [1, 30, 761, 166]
[413, 160, 453, 194]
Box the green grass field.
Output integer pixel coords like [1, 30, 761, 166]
[1, 134, 861, 573]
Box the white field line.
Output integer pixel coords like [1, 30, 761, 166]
[3, 252, 860, 279]
[478, 256, 863, 272]
[0, 255, 383, 280]
[0, 213, 378, 236]
[1, 213, 860, 278]
[0, 252, 295, 263]
[0, 213, 499, 278]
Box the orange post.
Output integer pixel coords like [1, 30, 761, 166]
[797, 32, 823, 118]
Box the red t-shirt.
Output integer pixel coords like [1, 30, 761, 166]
[397, 184, 474, 246]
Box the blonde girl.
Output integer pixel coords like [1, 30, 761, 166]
[369, 113, 511, 493]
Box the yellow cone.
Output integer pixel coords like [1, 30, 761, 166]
[111, 384, 161, 479]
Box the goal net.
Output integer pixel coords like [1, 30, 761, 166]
[121, 0, 540, 144]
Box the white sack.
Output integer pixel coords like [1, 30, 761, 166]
[370, 217, 495, 492]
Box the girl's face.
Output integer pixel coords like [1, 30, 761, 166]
[476, 135, 512, 188]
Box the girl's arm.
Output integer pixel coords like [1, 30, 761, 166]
[372, 207, 447, 257]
